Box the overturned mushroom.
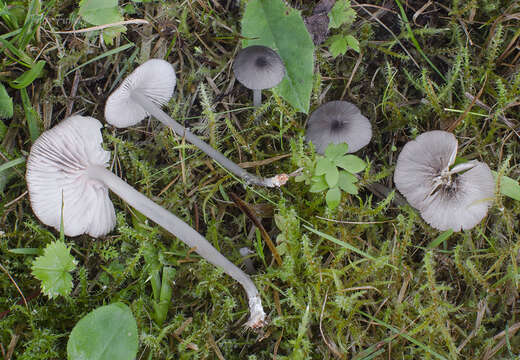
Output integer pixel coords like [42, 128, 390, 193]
[26, 115, 266, 328]
[105, 59, 288, 188]
[394, 130, 494, 231]
[306, 101, 372, 154]
[232, 45, 286, 107]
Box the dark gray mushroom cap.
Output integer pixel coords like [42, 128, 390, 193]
[394, 130, 495, 231]
[305, 101, 372, 154]
[232, 45, 285, 90]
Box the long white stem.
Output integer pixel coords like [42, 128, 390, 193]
[131, 91, 287, 188]
[88, 165, 266, 328]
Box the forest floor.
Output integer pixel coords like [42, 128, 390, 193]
[1, 0, 520, 359]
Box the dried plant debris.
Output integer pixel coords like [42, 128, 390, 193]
[304, 0, 335, 45]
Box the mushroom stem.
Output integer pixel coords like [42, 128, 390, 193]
[88, 164, 266, 328]
[253, 89, 262, 107]
[130, 91, 288, 188]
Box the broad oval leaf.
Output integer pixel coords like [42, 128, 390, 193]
[309, 175, 328, 193]
[326, 187, 341, 209]
[315, 157, 335, 176]
[324, 143, 349, 160]
[67, 303, 138, 360]
[241, 0, 314, 113]
[325, 166, 339, 187]
[338, 171, 358, 194]
[336, 155, 366, 173]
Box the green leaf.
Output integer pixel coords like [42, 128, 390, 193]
[336, 155, 366, 173]
[31, 241, 77, 298]
[325, 166, 339, 187]
[9, 60, 45, 89]
[241, 0, 314, 113]
[324, 142, 349, 160]
[338, 171, 358, 194]
[315, 157, 335, 176]
[20, 87, 41, 142]
[309, 175, 328, 193]
[326, 187, 341, 209]
[67, 303, 138, 360]
[427, 230, 453, 249]
[78, 0, 126, 45]
[328, 0, 356, 29]
[0, 82, 13, 118]
[493, 171, 520, 201]
[345, 34, 360, 53]
[329, 34, 348, 57]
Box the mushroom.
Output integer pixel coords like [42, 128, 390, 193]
[105, 58, 288, 188]
[26, 115, 266, 328]
[393, 130, 495, 231]
[232, 45, 286, 107]
[305, 101, 372, 154]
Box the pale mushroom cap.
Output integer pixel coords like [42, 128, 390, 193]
[306, 101, 372, 154]
[233, 45, 285, 90]
[105, 59, 176, 128]
[26, 115, 116, 237]
[394, 130, 494, 231]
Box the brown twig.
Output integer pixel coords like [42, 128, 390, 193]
[229, 193, 282, 266]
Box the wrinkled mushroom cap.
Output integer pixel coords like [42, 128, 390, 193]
[105, 59, 176, 128]
[232, 45, 285, 90]
[394, 130, 494, 231]
[26, 115, 116, 237]
[306, 101, 372, 154]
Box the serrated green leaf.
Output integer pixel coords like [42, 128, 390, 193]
[325, 142, 349, 160]
[326, 187, 341, 208]
[242, 0, 314, 113]
[328, 0, 356, 29]
[338, 171, 358, 194]
[325, 166, 339, 187]
[31, 241, 77, 298]
[493, 171, 520, 201]
[336, 155, 366, 173]
[8, 60, 45, 89]
[0, 82, 13, 118]
[309, 175, 328, 193]
[67, 303, 138, 360]
[329, 34, 348, 57]
[78, 0, 125, 45]
[315, 157, 335, 176]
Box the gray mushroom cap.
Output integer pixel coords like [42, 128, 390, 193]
[232, 45, 285, 90]
[105, 59, 176, 128]
[305, 101, 372, 154]
[394, 130, 495, 231]
[26, 115, 116, 237]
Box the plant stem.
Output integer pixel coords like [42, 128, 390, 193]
[88, 165, 266, 328]
[253, 89, 262, 107]
[131, 91, 287, 188]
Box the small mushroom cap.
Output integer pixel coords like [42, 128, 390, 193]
[26, 115, 116, 237]
[394, 130, 494, 231]
[232, 45, 285, 90]
[305, 101, 372, 154]
[105, 59, 176, 128]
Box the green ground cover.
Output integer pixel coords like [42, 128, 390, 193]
[1, 0, 520, 358]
